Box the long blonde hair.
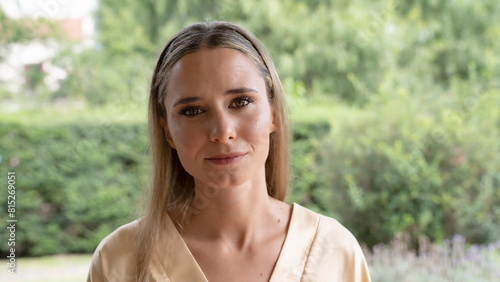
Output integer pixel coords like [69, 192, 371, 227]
[136, 21, 290, 280]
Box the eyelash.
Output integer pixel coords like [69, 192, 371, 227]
[179, 95, 254, 116]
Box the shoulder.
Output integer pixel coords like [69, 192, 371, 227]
[94, 220, 140, 256]
[87, 220, 141, 282]
[293, 203, 360, 249]
[317, 213, 362, 250]
[292, 204, 371, 281]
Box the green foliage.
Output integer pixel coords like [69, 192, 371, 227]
[306, 83, 500, 248]
[1, 81, 498, 256]
[0, 8, 50, 43]
[0, 118, 149, 256]
[0, 7, 61, 61]
[2, 0, 500, 257]
[288, 120, 331, 212]
[0, 112, 331, 257]
[53, 48, 152, 105]
[50, 0, 500, 106]
[96, 0, 222, 56]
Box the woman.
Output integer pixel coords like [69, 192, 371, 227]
[88, 21, 371, 282]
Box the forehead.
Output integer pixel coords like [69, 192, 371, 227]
[171, 47, 256, 72]
[165, 47, 266, 100]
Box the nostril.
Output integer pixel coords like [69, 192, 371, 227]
[209, 126, 235, 143]
[208, 112, 237, 143]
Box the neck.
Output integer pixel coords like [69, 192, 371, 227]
[178, 172, 280, 250]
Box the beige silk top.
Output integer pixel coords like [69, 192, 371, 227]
[87, 203, 371, 282]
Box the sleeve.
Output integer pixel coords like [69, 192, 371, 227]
[302, 215, 372, 282]
[350, 239, 371, 282]
[87, 248, 106, 282]
[85, 221, 139, 282]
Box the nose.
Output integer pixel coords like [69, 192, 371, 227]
[208, 111, 236, 143]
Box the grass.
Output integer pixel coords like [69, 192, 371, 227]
[0, 254, 92, 282]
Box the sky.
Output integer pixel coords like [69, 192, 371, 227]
[0, 0, 98, 19]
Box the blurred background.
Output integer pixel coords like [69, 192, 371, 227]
[0, 0, 499, 281]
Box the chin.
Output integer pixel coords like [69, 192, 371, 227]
[195, 170, 252, 189]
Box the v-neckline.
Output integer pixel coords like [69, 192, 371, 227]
[152, 203, 320, 282]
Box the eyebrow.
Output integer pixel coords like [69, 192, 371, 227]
[172, 87, 259, 107]
[226, 87, 258, 95]
[173, 96, 203, 107]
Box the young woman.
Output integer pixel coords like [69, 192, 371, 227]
[88, 21, 371, 282]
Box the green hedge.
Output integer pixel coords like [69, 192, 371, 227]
[311, 86, 500, 248]
[0, 117, 328, 256]
[0, 120, 149, 256]
[1, 89, 499, 256]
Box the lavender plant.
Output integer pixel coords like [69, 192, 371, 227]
[366, 234, 500, 282]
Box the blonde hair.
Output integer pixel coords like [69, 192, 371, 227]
[135, 21, 290, 280]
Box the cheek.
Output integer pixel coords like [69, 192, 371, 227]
[171, 127, 203, 174]
[181, 132, 201, 151]
[243, 107, 273, 151]
[169, 122, 202, 155]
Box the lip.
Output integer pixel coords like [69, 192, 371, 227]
[205, 152, 247, 165]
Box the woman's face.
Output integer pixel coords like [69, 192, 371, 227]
[160, 47, 276, 189]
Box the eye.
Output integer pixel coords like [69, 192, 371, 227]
[230, 96, 253, 108]
[180, 107, 204, 116]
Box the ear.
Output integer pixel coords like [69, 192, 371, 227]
[159, 117, 176, 149]
[269, 103, 277, 133]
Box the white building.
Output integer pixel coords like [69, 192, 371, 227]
[0, 0, 97, 104]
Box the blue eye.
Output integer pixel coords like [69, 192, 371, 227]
[181, 107, 204, 116]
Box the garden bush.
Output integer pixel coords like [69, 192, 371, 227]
[311, 84, 500, 249]
[2, 0, 500, 257]
[0, 116, 150, 256]
[2, 80, 498, 257]
[0, 111, 334, 256]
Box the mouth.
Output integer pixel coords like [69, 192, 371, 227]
[205, 152, 247, 165]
